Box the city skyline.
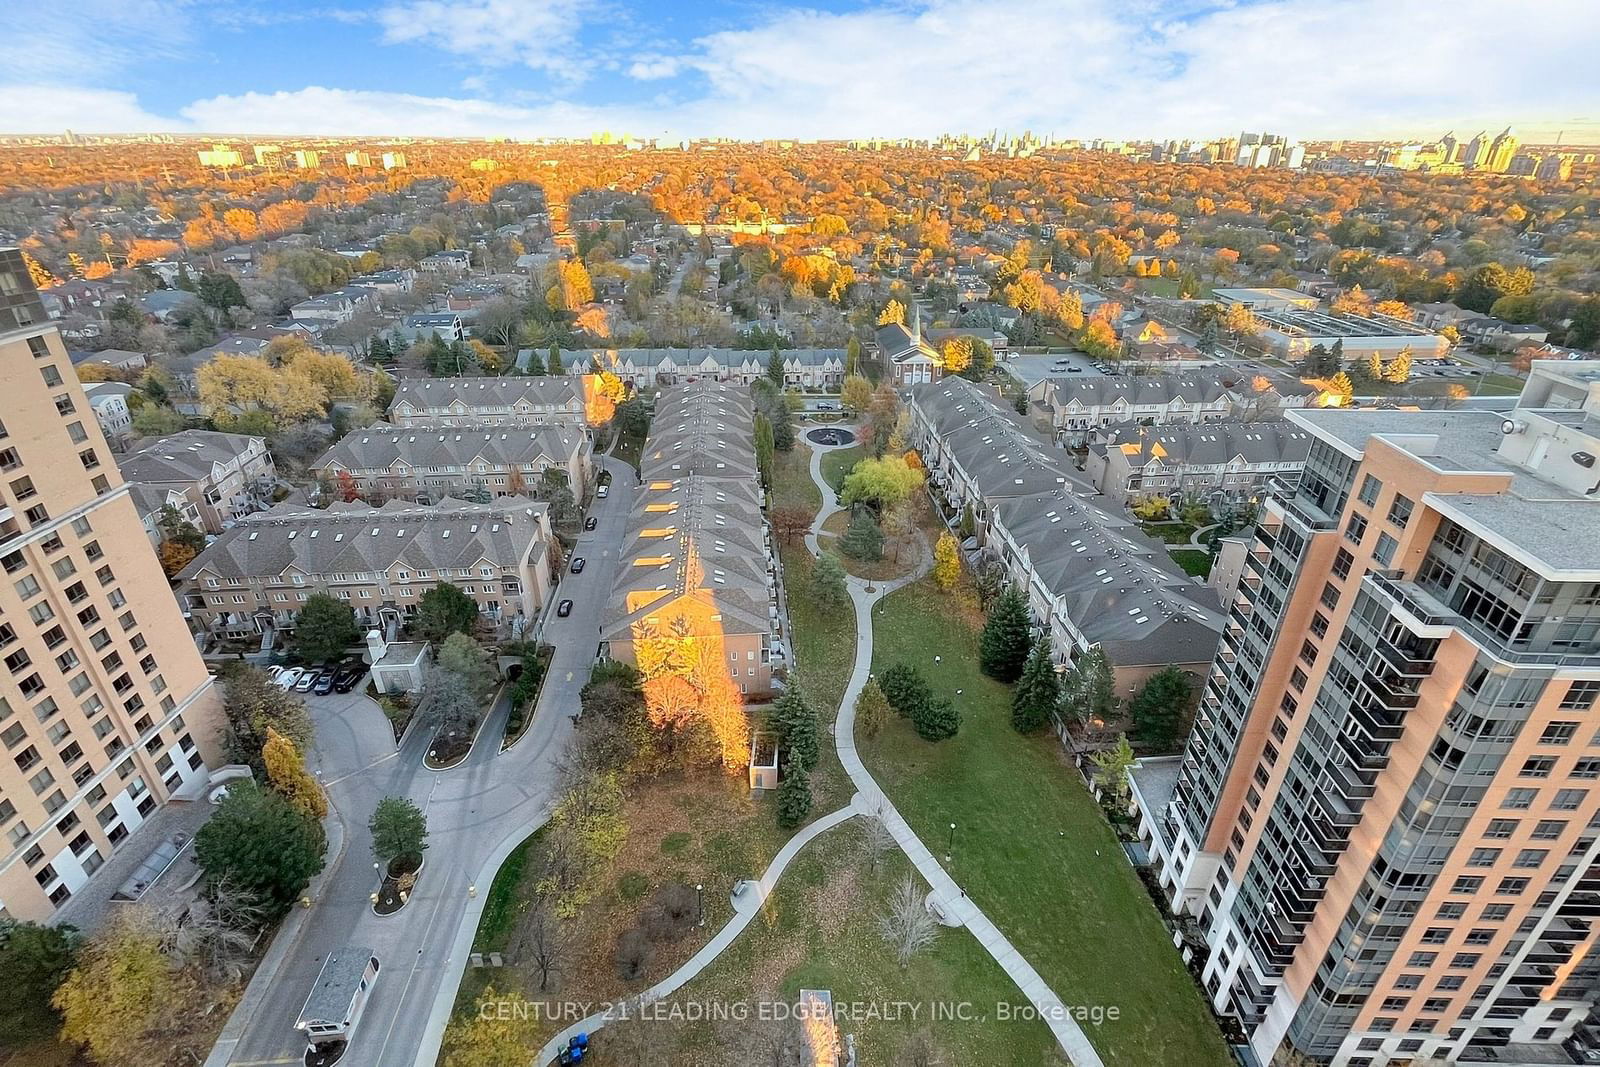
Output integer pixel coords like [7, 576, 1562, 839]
[4, 0, 1598, 142]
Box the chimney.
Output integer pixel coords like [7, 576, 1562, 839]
[366, 629, 388, 663]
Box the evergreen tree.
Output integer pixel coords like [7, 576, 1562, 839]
[854, 678, 891, 740]
[1329, 338, 1345, 366]
[290, 593, 360, 663]
[547, 344, 563, 376]
[979, 585, 1032, 682]
[1130, 666, 1193, 751]
[753, 412, 775, 488]
[878, 663, 931, 718]
[839, 508, 885, 561]
[194, 784, 326, 919]
[1013, 392, 1028, 416]
[0, 920, 80, 1043]
[766, 347, 786, 389]
[812, 553, 849, 609]
[776, 767, 813, 829]
[1059, 647, 1118, 729]
[415, 581, 480, 642]
[911, 695, 960, 741]
[771, 687, 819, 772]
[1010, 638, 1059, 734]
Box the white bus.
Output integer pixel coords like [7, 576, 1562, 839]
[296, 947, 381, 1067]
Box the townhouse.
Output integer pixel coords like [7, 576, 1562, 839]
[573, 347, 846, 390]
[1084, 420, 1313, 510]
[600, 381, 780, 696]
[387, 376, 594, 427]
[310, 424, 591, 503]
[179, 497, 554, 642]
[911, 377, 1224, 691]
[118, 430, 277, 538]
[1028, 372, 1319, 445]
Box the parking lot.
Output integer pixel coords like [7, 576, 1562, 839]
[1001, 351, 1105, 387]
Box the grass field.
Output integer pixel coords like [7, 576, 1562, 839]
[820, 444, 865, 491]
[625, 820, 1063, 1066]
[862, 578, 1232, 1067]
[1138, 520, 1200, 545]
[1168, 548, 1213, 578]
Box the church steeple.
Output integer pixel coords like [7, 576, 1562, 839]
[911, 301, 921, 347]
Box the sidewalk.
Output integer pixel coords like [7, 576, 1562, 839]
[809, 433, 1104, 1067]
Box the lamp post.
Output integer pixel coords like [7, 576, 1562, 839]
[696, 883, 704, 927]
[947, 822, 956, 864]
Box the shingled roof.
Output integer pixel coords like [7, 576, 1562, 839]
[1090, 420, 1313, 468]
[914, 377, 1093, 495]
[311, 424, 586, 474]
[180, 497, 549, 582]
[388, 375, 586, 416]
[119, 430, 265, 485]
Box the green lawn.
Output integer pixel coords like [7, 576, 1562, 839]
[1134, 276, 1211, 300]
[774, 442, 822, 516]
[1137, 521, 1199, 545]
[645, 821, 1061, 1066]
[820, 445, 865, 492]
[1168, 548, 1213, 578]
[863, 579, 1232, 1067]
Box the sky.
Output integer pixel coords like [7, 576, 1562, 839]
[4, 0, 1599, 143]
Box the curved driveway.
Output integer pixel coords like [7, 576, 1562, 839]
[207, 454, 633, 1067]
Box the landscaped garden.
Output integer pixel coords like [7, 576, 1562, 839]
[862, 576, 1233, 1066]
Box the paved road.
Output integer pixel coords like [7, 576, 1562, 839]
[210, 455, 633, 1067]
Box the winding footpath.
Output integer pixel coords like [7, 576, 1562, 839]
[539, 432, 1101, 1065]
[808, 434, 1103, 1067]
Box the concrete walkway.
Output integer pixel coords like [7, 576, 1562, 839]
[537, 799, 865, 1063]
[807, 433, 1105, 1067]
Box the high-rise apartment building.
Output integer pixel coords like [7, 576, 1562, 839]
[1131, 362, 1600, 1066]
[0, 249, 222, 922]
[1484, 127, 1521, 175]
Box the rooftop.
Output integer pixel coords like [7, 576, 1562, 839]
[119, 429, 265, 485]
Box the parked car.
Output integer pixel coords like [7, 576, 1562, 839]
[584, 516, 597, 530]
[332, 664, 365, 693]
[274, 667, 303, 690]
[557, 599, 574, 618]
[294, 669, 321, 693]
[313, 671, 337, 696]
[570, 557, 586, 573]
[596, 484, 608, 498]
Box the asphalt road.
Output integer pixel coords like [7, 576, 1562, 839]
[216, 454, 633, 1067]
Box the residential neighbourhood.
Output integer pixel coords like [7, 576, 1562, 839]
[3, 66, 1600, 1067]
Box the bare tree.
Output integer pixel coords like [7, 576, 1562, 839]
[516, 899, 568, 993]
[146, 879, 264, 983]
[878, 875, 939, 968]
[863, 809, 896, 875]
[723, 1012, 808, 1067]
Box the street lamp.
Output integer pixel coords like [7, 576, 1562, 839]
[696, 883, 704, 927]
[946, 822, 956, 863]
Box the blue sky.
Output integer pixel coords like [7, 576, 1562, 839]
[5, 0, 1598, 141]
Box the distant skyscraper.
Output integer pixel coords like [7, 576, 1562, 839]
[1461, 130, 1489, 169]
[1439, 131, 1459, 163]
[1484, 127, 1520, 174]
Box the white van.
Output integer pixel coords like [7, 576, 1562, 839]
[297, 948, 380, 1067]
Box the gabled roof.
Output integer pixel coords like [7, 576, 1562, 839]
[119, 430, 265, 486]
[1093, 420, 1313, 469]
[181, 497, 548, 582]
[913, 377, 1091, 496]
[312, 424, 586, 473]
[389, 376, 586, 415]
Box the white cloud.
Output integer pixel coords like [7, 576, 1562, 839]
[374, 0, 587, 78]
[177, 86, 618, 137]
[6, 0, 194, 84]
[0, 86, 181, 134]
[8, 0, 1600, 140]
[627, 55, 681, 81]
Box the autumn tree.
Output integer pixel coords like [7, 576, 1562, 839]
[54, 913, 191, 1067]
[262, 727, 326, 819]
[941, 335, 972, 376]
[841, 373, 873, 415]
[933, 531, 961, 589]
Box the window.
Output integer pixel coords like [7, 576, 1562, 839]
[1320, 582, 1340, 610]
[1422, 997, 1452, 1013]
[9, 475, 36, 501]
[13, 574, 40, 599]
[40, 366, 62, 387]
[1464, 928, 1495, 945]
[1388, 494, 1414, 528]
[1450, 876, 1483, 895]
[1542, 721, 1580, 746]
[1346, 512, 1369, 545]
[1374, 532, 1397, 567]
[1532, 819, 1567, 840]
[1562, 680, 1600, 710]
[1332, 548, 1355, 579]
[1552, 789, 1588, 811]
[1573, 757, 1600, 779]
[1485, 819, 1519, 839]
[54, 395, 75, 416]
[1395, 974, 1422, 990]
[1502, 788, 1538, 810]
[66, 422, 87, 444]
[1496, 877, 1530, 895]
[1407, 951, 1438, 967]
[1420, 927, 1450, 944]
[50, 557, 75, 581]
[1449, 953, 1481, 968]
[1521, 757, 1556, 779]
[1513, 849, 1548, 869]
[1468, 848, 1502, 867]
[1359, 474, 1382, 505]
[1436, 902, 1467, 920]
